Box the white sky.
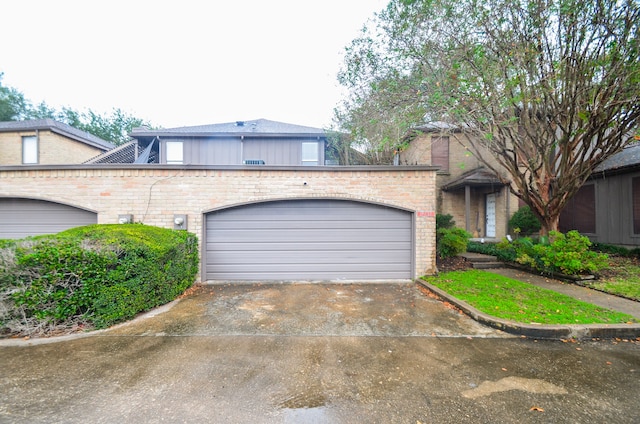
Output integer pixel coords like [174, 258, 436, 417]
[0, 0, 387, 129]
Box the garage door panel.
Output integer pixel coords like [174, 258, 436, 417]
[206, 228, 411, 243]
[206, 241, 411, 252]
[207, 219, 410, 230]
[0, 198, 96, 239]
[209, 250, 410, 264]
[203, 270, 410, 281]
[205, 200, 412, 280]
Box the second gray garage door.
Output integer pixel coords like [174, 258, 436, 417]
[205, 199, 413, 281]
[0, 198, 97, 239]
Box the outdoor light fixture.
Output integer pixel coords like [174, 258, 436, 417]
[118, 214, 133, 224]
[174, 214, 187, 230]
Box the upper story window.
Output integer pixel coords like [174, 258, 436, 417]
[302, 142, 319, 166]
[22, 136, 38, 164]
[633, 177, 640, 235]
[166, 141, 183, 164]
[431, 136, 449, 172]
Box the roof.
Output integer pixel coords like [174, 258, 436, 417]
[441, 167, 506, 191]
[130, 118, 326, 138]
[594, 142, 640, 174]
[414, 121, 463, 132]
[0, 119, 115, 150]
[84, 140, 158, 164]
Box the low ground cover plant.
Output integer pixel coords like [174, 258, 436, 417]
[422, 270, 637, 325]
[586, 255, 640, 301]
[0, 224, 198, 337]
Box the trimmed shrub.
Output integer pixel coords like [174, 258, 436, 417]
[437, 227, 472, 258]
[0, 224, 198, 336]
[436, 213, 456, 230]
[509, 205, 541, 236]
[514, 230, 608, 275]
[467, 241, 517, 262]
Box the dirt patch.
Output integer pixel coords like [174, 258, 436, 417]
[436, 256, 473, 273]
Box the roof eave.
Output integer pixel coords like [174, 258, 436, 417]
[130, 131, 326, 138]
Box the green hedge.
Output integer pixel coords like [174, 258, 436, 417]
[0, 224, 199, 336]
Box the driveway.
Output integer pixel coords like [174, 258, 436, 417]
[1, 282, 639, 423]
[106, 282, 510, 338]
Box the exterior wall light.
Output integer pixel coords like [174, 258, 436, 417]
[118, 214, 133, 224]
[174, 214, 187, 230]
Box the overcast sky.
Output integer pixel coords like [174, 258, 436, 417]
[1, 0, 387, 129]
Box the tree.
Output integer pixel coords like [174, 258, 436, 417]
[337, 0, 640, 234]
[0, 73, 29, 121]
[0, 73, 151, 145]
[335, 17, 427, 164]
[60, 108, 149, 146]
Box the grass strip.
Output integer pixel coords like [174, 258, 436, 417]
[588, 258, 640, 301]
[422, 270, 637, 325]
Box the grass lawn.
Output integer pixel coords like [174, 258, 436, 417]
[422, 270, 638, 325]
[588, 256, 640, 301]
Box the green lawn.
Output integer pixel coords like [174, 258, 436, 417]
[422, 270, 637, 325]
[588, 257, 640, 301]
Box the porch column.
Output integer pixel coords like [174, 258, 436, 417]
[465, 185, 471, 233]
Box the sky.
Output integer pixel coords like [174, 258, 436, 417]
[1, 0, 388, 129]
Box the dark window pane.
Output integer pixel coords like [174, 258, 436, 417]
[559, 184, 595, 233]
[633, 177, 640, 235]
[431, 137, 449, 172]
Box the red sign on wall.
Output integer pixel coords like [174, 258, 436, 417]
[417, 211, 435, 217]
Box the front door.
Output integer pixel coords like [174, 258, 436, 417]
[485, 193, 496, 238]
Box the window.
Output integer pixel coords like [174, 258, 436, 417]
[431, 136, 449, 172]
[559, 184, 596, 234]
[633, 177, 640, 235]
[302, 142, 319, 166]
[166, 141, 183, 164]
[22, 136, 38, 164]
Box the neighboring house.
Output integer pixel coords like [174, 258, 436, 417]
[87, 118, 328, 165]
[0, 119, 114, 165]
[560, 143, 640, 247]
[399, 122, 519, 240]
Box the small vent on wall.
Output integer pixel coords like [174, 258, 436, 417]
[243, 159, 265, 165]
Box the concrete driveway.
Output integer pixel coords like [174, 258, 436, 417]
[106, 282, 510, 338]
[1, 282, 639, 423]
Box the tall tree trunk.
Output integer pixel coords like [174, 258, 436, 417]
[540, 214, 560, 236]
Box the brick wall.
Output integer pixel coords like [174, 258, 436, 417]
[0, 165, 437, 279]
[0, 130, 104, 165]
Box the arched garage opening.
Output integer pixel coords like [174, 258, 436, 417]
[0, 198, 97, 239]
[204, 199, 413, 281]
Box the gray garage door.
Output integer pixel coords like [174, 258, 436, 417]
[0, 198, 97, 239]
[205, 199, 412, 281]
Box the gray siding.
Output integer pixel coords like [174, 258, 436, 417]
[160, 137, 325, 165]
[0, 198, 97, 239]
[205, 199, 412, 281]
[592, 171, 640, 246]
[242, 138, 325, 165]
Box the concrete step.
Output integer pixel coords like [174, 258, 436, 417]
[459, 252, 499, 262]
[471, 262, 503, 269]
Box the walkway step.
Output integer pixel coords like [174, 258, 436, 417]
[458, 252, 502, 269]
[471, 262, 503, 269]
[459, 252, 498, 262]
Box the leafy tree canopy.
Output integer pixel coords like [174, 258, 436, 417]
[0, 73, 151, 145]
[336, 0, 640, 233]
